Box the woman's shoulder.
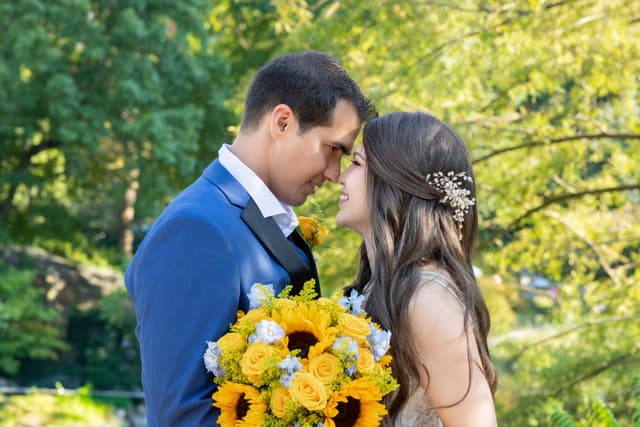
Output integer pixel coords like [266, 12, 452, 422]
[416, 264, 460, 301]
[408, 265, 465, 337]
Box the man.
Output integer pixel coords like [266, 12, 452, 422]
[125, 51, 375, 425]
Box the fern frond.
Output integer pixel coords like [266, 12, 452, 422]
[631, 408, 640, 427]
[585, 398, 622, 427]
[549, 402, 579, 427]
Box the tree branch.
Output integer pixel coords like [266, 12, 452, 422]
[0, 139, 62, 225]
[506, 314, 640, 364]
[551, 352, 640, 396]
[544, 210, 624, 287]
[504, 185, 640, 232]
[20, 139, 61, 167]
[473, 133, 640, 164]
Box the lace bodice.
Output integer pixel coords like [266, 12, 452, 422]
[395, 386, 443, 427]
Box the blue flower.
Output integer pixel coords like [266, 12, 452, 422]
[367, 323, 392, 361]
[203, 341, 224, 376]
[332, 336, 359, 375]
[332, 336, 359, 357]
[339, 289, 365, 315]
[278, 354, 302, 387]
[280, 371, 296, 388]
[248, 283, 274, 309]
[279, 354, 302, 373]
[250, 320, 285, 344]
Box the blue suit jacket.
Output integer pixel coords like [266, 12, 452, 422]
[125, 160, 319, 426]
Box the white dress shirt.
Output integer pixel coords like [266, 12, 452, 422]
[218, 144, 298, 236]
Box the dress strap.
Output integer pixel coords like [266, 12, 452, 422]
[419, 270, 462, 304]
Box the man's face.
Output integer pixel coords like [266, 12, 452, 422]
[269, 100, 361, 206]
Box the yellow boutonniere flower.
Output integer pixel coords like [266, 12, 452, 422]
[298, 216, 329, 247]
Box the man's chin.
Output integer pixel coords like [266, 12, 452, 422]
[290, 196, 307, 207]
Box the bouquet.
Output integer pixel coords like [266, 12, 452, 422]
[203, 281, 398, 427]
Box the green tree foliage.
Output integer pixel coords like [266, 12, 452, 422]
[0, 385, 122, 426]
[0, 0, 234, 255]
[547, 396, 631, 427]
[0, 260, 66, 375]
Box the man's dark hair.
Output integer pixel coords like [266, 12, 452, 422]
[240, 51, 376, 133]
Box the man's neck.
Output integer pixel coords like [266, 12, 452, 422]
[229, 131, 270, 186]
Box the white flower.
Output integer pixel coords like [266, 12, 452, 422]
[250, 319, 285, 344]
[203, 341, 224, 376]
[248, 283, 274, 309]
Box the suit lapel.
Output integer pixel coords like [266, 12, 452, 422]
[289, 229, 321, 296]
[241, 199, 314, 295]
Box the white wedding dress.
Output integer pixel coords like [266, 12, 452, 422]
[395, 386, 443, 427]
[374, 269, 459, 427]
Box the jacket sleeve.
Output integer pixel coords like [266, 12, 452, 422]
[126, 212, 240, 426]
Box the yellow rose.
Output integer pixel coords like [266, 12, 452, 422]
[308, 353, 341, 384]
[289, 372, 328, 411]
[238, 307, 269, 327]
[269, 387, 291, 419]
[338, 313, 371, 345]
[241, 342, 276, 381]
[298, 216, 329, 247]
[357, 348, 376, 372]
[313, 223, 329, 247]
[217, 332, 246, 352]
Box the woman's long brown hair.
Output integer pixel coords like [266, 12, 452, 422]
[350, 112, 497, 425]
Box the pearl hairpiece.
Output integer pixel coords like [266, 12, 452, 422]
[425, 171, 475, 240]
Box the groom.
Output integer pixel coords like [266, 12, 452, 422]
[125, 51, 375, 426]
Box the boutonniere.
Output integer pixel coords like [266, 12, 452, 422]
[297, 216, 329, 247]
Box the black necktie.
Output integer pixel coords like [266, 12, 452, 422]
[287, 229, 321, 296]
[287, 231, 310, 268]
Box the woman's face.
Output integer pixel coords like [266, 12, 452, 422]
[336, 144, 370, 237]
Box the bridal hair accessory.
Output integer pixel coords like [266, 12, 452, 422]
[425, 171, 475, 240]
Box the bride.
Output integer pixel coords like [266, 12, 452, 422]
[337, 112, 498, 426]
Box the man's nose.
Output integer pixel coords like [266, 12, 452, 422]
[323, 158, 341, 183]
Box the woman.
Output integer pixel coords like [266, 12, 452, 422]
[337, 112, 498, 426]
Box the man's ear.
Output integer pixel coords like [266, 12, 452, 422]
[269, 104, 295, 139]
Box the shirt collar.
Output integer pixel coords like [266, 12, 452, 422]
[218, 144, 298, 235]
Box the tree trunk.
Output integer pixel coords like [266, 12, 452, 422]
[118, 168, 140, 257]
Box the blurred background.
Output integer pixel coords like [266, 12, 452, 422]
[1, 0, 639, 425]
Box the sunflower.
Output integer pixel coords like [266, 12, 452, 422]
[213, 382, 267, 427]
[273, 302, 337, 360]
[324, 378, 387, 427]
